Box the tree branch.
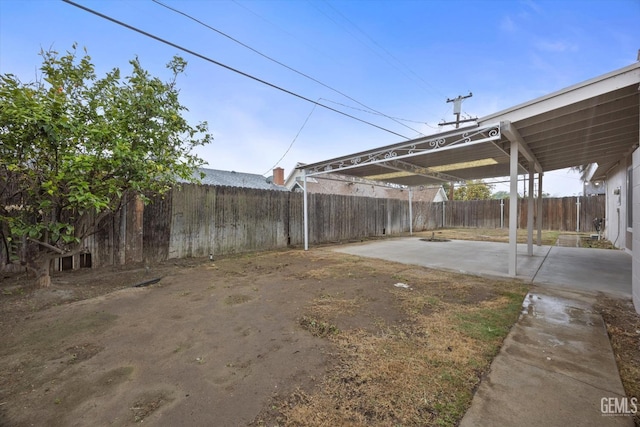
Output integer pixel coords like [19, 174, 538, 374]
[26, 237, 65, 254]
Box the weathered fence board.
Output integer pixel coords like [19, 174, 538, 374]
[143, 191, 172, 262]
[6, 186, 602, 272]
[148, 189, 604, 263]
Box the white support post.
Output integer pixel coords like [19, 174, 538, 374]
[509, 140, 519, 276]
[576, 196, 581, 232]
[408, 187, 413, 235]
[500, 198, 504, 229]
[537, 173, 543, 245]
[527, 164, 534, 256]
[303, 171, 309, 251]
[442, 201, 446, 228]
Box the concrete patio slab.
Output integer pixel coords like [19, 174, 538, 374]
[534, 246, 632, 297]
[332, 237, 632, 298]
[333, 238, 551, 282]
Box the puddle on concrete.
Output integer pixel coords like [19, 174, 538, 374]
[521, 292, 595, 327]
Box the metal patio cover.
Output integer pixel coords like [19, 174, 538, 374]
[300, 61, 640, 185]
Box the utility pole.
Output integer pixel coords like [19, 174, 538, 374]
[440, 93, 478, 201]
[439, 92, 477, 128]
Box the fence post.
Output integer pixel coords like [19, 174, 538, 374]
[500, 198, 504, 229]
[409, 187, 413, 235]
[442, 201, 446, 228]
[303, 171, 309, 250]
[576, 196, 581, 232]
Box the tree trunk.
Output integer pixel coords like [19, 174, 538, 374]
[27, 257, 52, 288]
[35, 264, 52, 287]
[22, 238, 63, 288]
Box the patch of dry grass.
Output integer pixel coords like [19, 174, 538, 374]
[276, 262, 527, 426]
[419, 227, 560, 245]
[224, 294, 252, 305]
[424, 227, 616, 250]
[580, 236, 616, 249]
[296, 255, 367, 281]
[595, 296, 640, 426]
[310, 293, 363, 317]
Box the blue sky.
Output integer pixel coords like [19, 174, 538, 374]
[1, 0, 639, 196]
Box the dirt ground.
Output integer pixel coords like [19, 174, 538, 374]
[0, 236, 637, 426]
[1, 252, 337, 426]
[595, 295, 640, 426]
[0, 247, 527, 427]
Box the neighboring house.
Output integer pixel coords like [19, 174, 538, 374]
[583, 180, 606, 197]
[184, 167, 288, 191]
[283, 163, 448, 202]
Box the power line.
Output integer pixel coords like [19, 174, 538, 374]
[317, 2, 481, 127]
[61, 0, 411, 140]
[319, 98, 432, 125]
[313, 1, 475, 131]
[264, 103, 318, 175]
[318, 0, 446, 100]
[151, 0, 423, 137]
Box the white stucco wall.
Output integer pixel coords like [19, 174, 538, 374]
[605, 163, 627, 249]
[632, 149, 640, 313]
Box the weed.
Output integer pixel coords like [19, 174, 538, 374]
[391, 273, 409, 282]
[131, 391, 171, 423]
[224, 294, 252, 305]
[299, 316, 339, 338]
[455, 296, 522, 352]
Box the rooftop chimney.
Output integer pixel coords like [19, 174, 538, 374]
[273, 167, 285, 186]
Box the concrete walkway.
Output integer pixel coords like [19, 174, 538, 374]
[331, 238, 635, 426]
[460, 288, 633, 427]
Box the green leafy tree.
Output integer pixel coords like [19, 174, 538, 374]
[492, 190, 550, 199]
[570, 163, 594, 182]
[492, 190, 510, 199]
[454, 180, 493, 200]
[0, 45, 212, 286]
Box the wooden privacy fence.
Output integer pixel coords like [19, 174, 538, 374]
[29, 185, 604, 271]
[144, 187, 603, 262]
[441, 196, 605, 231]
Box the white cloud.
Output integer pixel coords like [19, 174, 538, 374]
[534, 39, 579, 53]
[500, 16, 516, 33]
[521, 0, 542, 15]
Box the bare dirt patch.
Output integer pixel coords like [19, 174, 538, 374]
[1, 248, 524, 426]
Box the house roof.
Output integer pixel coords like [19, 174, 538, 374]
[186, 168, 288, 191]
[294, 174, 445, 201]
[299, 61, 640, 187]
[285, 164, 446, 201]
